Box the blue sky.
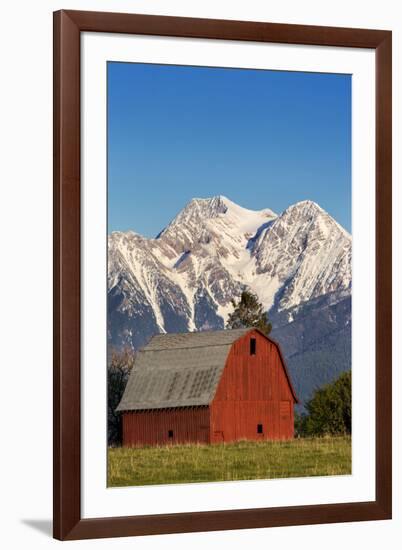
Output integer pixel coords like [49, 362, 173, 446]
[108, 62, 351, 235]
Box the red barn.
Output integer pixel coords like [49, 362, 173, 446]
[116, 328, 298, 446]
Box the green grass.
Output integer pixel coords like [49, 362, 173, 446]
[108, 436, 351, 487]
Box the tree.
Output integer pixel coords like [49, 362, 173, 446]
[294, 411, 305, 438]
[107, 348, 135, 446]
[226, 290, 272, 335]
[301, 371, 351, 436]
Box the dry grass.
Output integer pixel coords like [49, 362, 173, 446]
[108, 436, 351, 487]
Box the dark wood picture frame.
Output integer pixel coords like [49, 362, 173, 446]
[53, 9, 392, 541]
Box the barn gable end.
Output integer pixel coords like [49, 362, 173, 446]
[210, 329, 297, 442]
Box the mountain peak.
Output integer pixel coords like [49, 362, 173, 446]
[158, 196, 228, 238]
[182, 195, 277, 221]
[157, 195, 278, 252]
[186, 195, 229, 216]
[281, 200, 350, 238]
[284, 200, 323, 216]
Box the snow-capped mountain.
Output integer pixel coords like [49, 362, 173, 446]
[108, 196, 351, 406]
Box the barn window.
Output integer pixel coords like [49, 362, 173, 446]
[168, 430, 173, 438]
[250, 337, 256, 355]
[257, 424, 263, 434]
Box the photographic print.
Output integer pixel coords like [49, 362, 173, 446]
[107, 62, 352, 487]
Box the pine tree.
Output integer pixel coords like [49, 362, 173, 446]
[226, 290, 272, 335]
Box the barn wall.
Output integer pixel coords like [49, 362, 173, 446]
[122, 406, 210, 447]
[210, 330, 295, 442]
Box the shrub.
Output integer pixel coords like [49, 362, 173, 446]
[299, 371, 351, 436]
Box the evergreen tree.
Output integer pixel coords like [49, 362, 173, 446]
[226, 290, 272, 335]
[302, 371, 351, 436]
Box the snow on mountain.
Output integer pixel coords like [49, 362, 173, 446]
[158, 195, 276, 257]
[108, 196, 351, 351]
[250, 200, 351, 311]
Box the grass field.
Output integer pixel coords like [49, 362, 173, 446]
[108, 436, 351, 487]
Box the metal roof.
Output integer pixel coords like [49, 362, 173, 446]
[116, 328, 250, 411]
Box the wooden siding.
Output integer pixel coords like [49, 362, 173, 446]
[210, 329, 295, 442]
[122, 407, 210, 447]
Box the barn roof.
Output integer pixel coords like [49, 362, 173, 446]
[116, 328, 250, 412]
[116, 328, 297, 412]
